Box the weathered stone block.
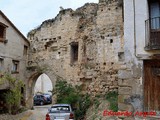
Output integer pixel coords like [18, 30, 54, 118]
[118, 87, 132, 95]
[118, 95, 130, 103]
[120, 64, 127, 70]
[123, 117, 134, 120]
[113, 80, 118, 86]
[118, 79, 133, 87]
[118, 103, 134, 111]
[118, 70, 132, 79]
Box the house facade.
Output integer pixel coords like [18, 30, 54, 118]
[0, 11, 29, 106]
[121, 0, 160, 114]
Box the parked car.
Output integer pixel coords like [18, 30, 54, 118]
[33, 94, 52, 105]
[46, 104, 75, 120]
[43, 93, 52, 103]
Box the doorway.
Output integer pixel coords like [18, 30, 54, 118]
[144, 60, 160, 111]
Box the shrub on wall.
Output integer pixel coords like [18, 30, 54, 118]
[0, 73, 24, 114]
[52, 78, 92, 120]
[55, 79, 79, 104]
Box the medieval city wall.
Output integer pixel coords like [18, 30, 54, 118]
[27, 0, 124, 96]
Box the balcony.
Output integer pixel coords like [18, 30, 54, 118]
[145, 17, 160, 50]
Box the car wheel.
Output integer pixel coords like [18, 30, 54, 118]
[40, 101, 44, 106]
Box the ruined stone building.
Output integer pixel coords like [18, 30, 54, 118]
[27, 0, 123, 107]
[0, 0, 159, 116]
[0, 11, 29, 107]
[27, 0, 160, 115]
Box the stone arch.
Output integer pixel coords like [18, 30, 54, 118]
[25, 71, 57, 108]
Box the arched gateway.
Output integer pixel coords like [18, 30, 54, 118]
[25, 71, 57, 108]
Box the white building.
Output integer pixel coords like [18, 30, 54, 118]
[34, 73, 52, 95]
[121, 0, 160, 113]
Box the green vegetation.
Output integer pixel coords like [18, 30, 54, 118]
[53, 78, 92, 120]
[53, 79, 118, 119]
[106, 91, 118, 112]
[0, 73, 24, 114]
[36, 64, 50, 73]
[93, 98, 101, 108]
[75, 94, 91, 119]
[54, 79, 79, 104]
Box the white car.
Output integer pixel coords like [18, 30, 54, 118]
[46, 104, 75, 120]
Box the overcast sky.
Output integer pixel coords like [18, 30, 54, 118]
[0, 0, 98, 37]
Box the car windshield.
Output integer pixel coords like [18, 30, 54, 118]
[50, 106, 70, 113]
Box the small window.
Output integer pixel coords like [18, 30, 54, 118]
[118, 52, 124, 61]
[23, 45, 28, 55]
[70, 42, 78, 64]
[0, 24, 6, 42]
[0, 58, 4, 71]
[12, 60, 19, 73]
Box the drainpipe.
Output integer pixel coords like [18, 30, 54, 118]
[133, 0, 139, 58]
[133, 0, 142, 59]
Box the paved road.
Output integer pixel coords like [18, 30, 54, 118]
[26, 105, 51, 120]
[0, 104, 51, 120]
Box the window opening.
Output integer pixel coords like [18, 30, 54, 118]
[70, 42, 78, 64]
[12, 60, 19, 73]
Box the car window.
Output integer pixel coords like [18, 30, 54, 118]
[34, 96, 37, 99]
[44, 94, 51, 98]
[40, 95, 43, 98]
[50, 106, 70, 112]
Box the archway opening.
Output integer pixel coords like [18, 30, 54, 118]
[33, 73, 53, 106]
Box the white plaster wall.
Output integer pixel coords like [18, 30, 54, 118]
[34, 73, 52, 95]
[124, 0, 134, 58]
[124, 0, 160, 59]
[134, 0, 149, 55]
[123, 0, 144, 95]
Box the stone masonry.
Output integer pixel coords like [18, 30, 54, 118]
[27, 0, 123, 97]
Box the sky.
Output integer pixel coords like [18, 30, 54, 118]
[0, 0, 98, 37]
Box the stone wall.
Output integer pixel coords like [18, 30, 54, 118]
[0, 12, 29, 89]
[27, 0, 123, 96]
[117, 0, 145, 115]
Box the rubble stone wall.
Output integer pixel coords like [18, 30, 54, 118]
[27, 0, 123, 96]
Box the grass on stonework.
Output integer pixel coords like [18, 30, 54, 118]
[106, 91, 118, 112]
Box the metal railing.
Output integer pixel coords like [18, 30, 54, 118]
[145, 17, 160, 50]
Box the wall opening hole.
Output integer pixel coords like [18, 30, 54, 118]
[118, 52, 125, 61]
[110, 39, 113, 43]
[70, 42, 78, 64]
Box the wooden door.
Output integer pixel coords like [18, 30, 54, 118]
[144, 60, 160, 111]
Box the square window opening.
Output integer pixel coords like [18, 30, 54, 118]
[0, 58, 4, 71]
[12, 60, 19, 73]
[0, 24, 6, 42]
[23, 45, 28, 55]
[70, 42, 78, 64]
